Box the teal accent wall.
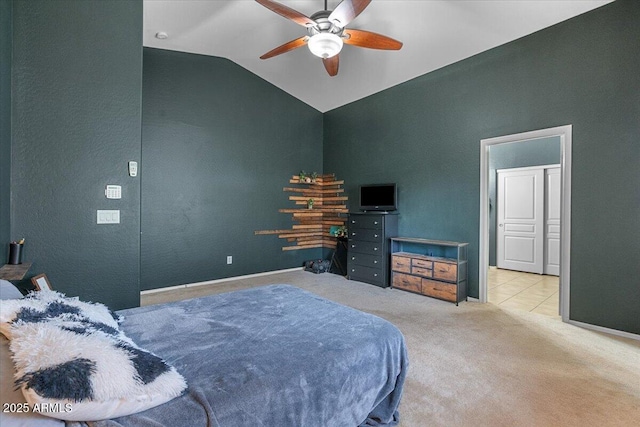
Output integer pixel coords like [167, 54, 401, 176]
[10, 0, 143, 309]
[0, 0, 11, 259]
[141, 49, 323, 290]
[488, 137, 561, 265]
[324, 0, 640, 334]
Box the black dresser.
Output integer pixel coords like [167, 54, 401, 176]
[347, 213, 398, 287]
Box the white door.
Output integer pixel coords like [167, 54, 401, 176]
[497, 168, 544, 274]
[544, 167, 561, 275]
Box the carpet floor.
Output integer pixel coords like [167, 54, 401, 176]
[142, 270, 640, 427]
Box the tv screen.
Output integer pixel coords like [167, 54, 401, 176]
[359, 184, 397, 211]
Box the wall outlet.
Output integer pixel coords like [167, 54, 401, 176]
[226, 256, 232, 265]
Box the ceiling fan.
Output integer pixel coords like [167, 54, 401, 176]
[256, 0, 403, 76]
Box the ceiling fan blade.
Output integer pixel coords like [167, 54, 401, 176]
[255, 0, 316, 27]
[260, 36, 309, 59]
[343, 29, 403, 50]
[328, 0, 372, 27]
[322, 55, 339, 77]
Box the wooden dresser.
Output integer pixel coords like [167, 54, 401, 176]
[347, 213, 398, 287]
[390, 238, 468, 304]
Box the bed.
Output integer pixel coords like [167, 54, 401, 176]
[1, 282, 408, 426]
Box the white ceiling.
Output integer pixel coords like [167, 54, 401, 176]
[143, 0, 613, 112]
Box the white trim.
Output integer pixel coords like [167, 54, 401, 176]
[495, 164, 560, 174]
[466, 296, 480, 302]
[480, 125, 572, 324]
[141, 283, 186, 294]
[568, 320, 640, 341]
[140, 267, 304, 295]
[559, 129, 572, 323]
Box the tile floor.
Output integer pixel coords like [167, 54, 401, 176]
[488, 267, 560, 318]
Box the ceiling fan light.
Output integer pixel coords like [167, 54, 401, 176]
[307, 32, 343, 59]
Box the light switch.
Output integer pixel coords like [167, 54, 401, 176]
[97, 210, 120, 224]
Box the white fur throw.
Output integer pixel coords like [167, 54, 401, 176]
[0, 291, 187, 421]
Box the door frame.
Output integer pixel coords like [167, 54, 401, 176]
[543, 166, 562, 276]
[479, 125, 572, 322]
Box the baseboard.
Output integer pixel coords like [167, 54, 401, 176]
[140, 267, 304, 295]
[567, 319, 640, 341]
[466, 296, 480, 302]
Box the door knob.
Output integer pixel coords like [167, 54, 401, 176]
[499, 224, 503, 227]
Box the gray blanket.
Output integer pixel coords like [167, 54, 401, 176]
[74, 285, 408, 427]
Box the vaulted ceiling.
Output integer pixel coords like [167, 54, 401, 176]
[143, 0, 613, 112]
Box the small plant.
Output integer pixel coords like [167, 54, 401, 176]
[310, 172, 318, 183]
[307, 198, 314, 209]
[334, 225, 347, 238]
[299, 170, 312, 183]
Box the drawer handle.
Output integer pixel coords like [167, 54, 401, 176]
[351, 257, 356, 260]
[352, 232, 356, 236]
[374, 221, 378, 225]
[374, 273, 378, 277]
[351, 244, 356, 248]
[374, 260, 378, 264]
[374, 247, 378, 251]
[439, 268, 448, 272]
[374, 234, 379, 238]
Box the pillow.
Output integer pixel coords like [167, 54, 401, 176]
[0, 335, 65, 427]
[0, 280, 23, 300]
[1, 291, 187, 422]
[0, 290, 120, 340]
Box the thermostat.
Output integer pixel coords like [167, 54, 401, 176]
[105, 185, 122, 199]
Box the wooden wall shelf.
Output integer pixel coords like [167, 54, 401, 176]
[255, 174, 348, 251]
[0, 262, 32, 281]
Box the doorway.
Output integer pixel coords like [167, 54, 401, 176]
[479, 125, 572, 322]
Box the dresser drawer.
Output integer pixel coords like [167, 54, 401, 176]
[349, 265, 385, 286]
[412, 258, 433, 269]
[422, 279, 457, 302]
[349, 240, 382, 255]
[433, 262, 457, 282]
[349, 253, 383, 269]
[349, 228, 384, 242]
[392, 273, 421, 293]
[391, 255, 411, 273]
[412, 266, 433, 278]
[349, 216, 383, 230]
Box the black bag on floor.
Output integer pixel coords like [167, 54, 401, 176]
[304, 259, 331, 274]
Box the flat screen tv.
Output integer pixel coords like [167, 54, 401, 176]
[359, 183, 397, 212]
